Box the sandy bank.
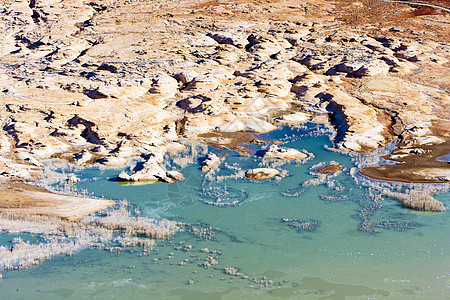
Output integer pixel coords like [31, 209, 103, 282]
[0, 183, 115, 222]
[360, 138, 450, 184]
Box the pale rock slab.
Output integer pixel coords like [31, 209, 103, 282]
[245, 168, 280, 180]
[260, 145, 307, 160]
[117, 159, 184, 183]
[149, 74, 179, 96]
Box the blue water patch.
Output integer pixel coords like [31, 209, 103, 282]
[0, 125, 448, 299]
[437, 153, 450, 162]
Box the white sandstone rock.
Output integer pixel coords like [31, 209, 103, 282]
[149, 74, 178, 96]
[97, 156, 127, 167]
[245, 168, 280, 180]
[275, 112, 311, 124]
[260, 145, 307, 160]
[117, 159, 184, 183]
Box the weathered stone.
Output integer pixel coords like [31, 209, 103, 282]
[175, 71, 199, 84]
[247, 35, 286, 58]
[149, 74, 178, 96]
[201, 153, 222, 172]
[245, 168, 280, 180]
[314, 163, 342, 174]
[117, 159, 184, 183]
[260, 145, 307, 160]
[97, 156, 127, 167]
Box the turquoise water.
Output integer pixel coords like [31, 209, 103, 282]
[0, 125, 449, 299]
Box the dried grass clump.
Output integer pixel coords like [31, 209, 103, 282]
[0, 237, 85, 272]
[82, 206, 179, 239]
[0, 204, 180, 273]
[381, 190, 446, 212]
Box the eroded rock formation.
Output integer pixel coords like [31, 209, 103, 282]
[0, 0, 448, 185]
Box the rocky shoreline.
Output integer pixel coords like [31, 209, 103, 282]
[0, 1, 448, 211]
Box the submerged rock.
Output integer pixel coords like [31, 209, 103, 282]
[250, 139, 266, 145]
[259, 145, 307, 160]
[245, 168, 280, 180]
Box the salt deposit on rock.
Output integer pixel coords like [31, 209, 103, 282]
[260, 145, 308, 160]
[0, 203, 179, 273]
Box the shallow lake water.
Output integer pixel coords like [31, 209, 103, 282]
[0, 124, 448, 299]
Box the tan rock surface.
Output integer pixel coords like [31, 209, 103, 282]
[245, 168, 280, 180]
[260, 145, 308, 160]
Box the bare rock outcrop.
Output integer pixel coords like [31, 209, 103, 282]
[73, 149, 93, 166]
[118, 159, 184, 183]
[314, 163, 342, 174]
[0, 0, 448, 185]
[259, 145, 308, 160]
[245, 168, 280, 180]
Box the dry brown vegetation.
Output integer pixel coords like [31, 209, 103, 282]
[381, 189, 446, 212]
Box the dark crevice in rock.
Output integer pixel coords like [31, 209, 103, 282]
[83, 88, 108, 99]
[86, 2, 108, 13]
[49, 129, 67, 137]
[67, 115, 104, 145]
[42, 110, 55, 122]
[97, 63, 118, 73]
[175, 116, 187, 136]
[316, 92, 348, 144]
[2, 118, 21, 148]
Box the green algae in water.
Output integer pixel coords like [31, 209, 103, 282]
[0, 124, 449, 299]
